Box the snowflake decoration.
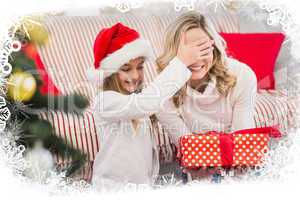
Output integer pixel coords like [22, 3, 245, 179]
[154, 173, 183, 188]
[174, 0, 195, 12]
[0, 77, 8, 96]
[259, 2, 294, 31]
[3, 119, 24, 142]
[0, 96, 11, 131]
[260, 2, 300, 74]
[115, 0, 142, 13]
[220, 168, 235, 177]
[0, 137, 28, 177]
[0, 34, 20, 132]
[206, 0, 228, 12]
[0, 1, 299, 196]
[206, 0, 252, 13]
[1, 38, 17, 78]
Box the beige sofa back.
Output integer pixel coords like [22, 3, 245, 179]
[37, 12, 239, 102]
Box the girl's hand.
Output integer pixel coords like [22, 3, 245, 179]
[176, 32, 214, 67]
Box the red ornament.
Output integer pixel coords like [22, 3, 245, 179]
[22, 43, 61, 96]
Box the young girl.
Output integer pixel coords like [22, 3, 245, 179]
[86, 23, 214, 189]
[156, 12, 257, 148]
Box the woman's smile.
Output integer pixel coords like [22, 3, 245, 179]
[189, 64, 205, 72]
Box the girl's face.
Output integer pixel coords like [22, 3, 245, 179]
[117, 57, 145, 94]
[185, 28, 214, 81]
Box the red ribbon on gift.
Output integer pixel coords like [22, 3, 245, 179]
[219, 133, 234, 167]
[217, 126, 281, 167]
[233, 126, 282, 138]
[178, 126, 282, 168]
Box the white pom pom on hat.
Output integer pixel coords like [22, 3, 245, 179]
[86, 67, 105, 84]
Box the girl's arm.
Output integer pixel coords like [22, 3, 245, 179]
[91, 57, 191, 122]
[230, 66, 257, 131]
[156, 99, 191, 147]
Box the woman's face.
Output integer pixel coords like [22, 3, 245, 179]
[117, 57, 145, 94]
[185, 28, 214, 81]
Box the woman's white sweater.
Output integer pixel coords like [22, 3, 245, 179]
[157, 57, 258, 147]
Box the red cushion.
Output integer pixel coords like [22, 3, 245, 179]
[219, 33, 285, 90]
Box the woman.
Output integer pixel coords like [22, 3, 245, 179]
[156, 12, 257, 149]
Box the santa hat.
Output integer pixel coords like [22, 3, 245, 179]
[86, 23, 153, 85]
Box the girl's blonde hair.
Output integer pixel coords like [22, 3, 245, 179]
[102, 73, 127, 94]
[156, 11, 237, 107]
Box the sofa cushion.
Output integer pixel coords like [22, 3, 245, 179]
[255, 89, 297, 132]
[220, 33, 285, 90]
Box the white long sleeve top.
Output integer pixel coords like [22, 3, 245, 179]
[157, 58, 258, 147]
[91, 57, 191, 189]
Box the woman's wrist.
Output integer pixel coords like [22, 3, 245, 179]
[175, 55, 190, 67]
[169, 56, 192, 77]
[170, 56, 186, 68]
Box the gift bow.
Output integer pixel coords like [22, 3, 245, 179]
[215, 126, 281, 167]
[178, 126, 282, 167]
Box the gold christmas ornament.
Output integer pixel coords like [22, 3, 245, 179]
[7, 71, 37, 102]
[22, 16, 49, 45]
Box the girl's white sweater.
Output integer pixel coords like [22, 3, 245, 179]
[91, 57, 191, 189]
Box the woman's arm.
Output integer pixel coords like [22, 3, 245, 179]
[231, 65, 257, 131]
[91, 57, 191, 122]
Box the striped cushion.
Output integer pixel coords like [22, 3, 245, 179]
[254, 89, 297, 133]
[38, 109, 99, 163]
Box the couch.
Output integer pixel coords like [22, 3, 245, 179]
[35, 4, 298, 182]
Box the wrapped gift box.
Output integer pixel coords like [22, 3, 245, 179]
[178, 127, 281, 168]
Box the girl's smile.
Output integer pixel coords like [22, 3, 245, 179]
[117, 57, 145, 93]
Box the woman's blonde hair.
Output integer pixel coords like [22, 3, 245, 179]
[156, 11, 237, 107]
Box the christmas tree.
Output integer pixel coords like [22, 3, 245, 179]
[3, 16, 89, 177]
